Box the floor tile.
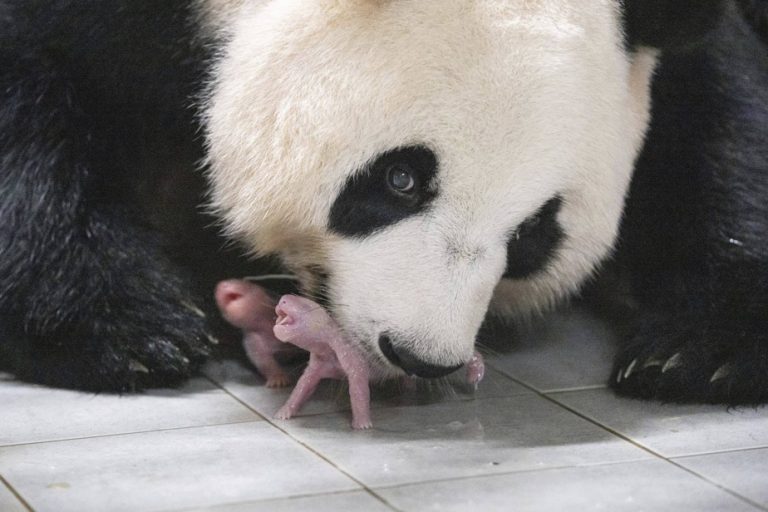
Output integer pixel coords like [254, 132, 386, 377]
[278, 394, 649, 487]
[372, 366, 530, 406]
[377, 460, 758, 512]
[0, 479, 27, 512]
[190, 490, 393, 512]
[487, 307, 617, 392]
[553, 388, 768, 457]
[0, 422, 358, 512]
[0, 378, 259, 446]
[204, 359, 353, 418]
[205, 359, 528, 421]
[675, 448, 768, 508]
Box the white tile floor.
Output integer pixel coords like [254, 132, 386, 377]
[2, 307, 767, 512]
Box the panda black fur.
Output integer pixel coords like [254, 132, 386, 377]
[0, 1, 233, 390]
[614, 0, 768, 403]
[0, 0, 766, 404]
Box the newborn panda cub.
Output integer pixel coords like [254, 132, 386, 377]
[215, 280, 485, 429]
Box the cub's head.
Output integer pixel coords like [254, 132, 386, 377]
[203, 0, 667, 379]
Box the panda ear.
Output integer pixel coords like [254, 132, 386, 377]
[623, 0, 725, 50]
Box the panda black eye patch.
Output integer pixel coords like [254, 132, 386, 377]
[329, 145, 438, 238]
[503, 196, 564, 279]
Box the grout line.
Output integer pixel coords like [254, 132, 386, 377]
[164, 489, 395, 512]
[663, 462, 767, 511]
[203, 375, 402, 512]
[496, 374, 768, 511]
[544, 384, 608, 393]
[202, 376, 272, 420]
[484, 361, 610, 394]
[0, 418, 263, 449]
[368, 458, 655, 493]
[0, 474, 34, 512]
[670, 445, 768, 460]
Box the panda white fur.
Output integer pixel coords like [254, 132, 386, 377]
[0, 0, 766, 402]
[204, 0, 655, 377]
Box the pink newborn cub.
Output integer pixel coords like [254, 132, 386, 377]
[273, 295, 373, 430]
[215, 279, 486, 430]
[215, 280, 372, 429]
[215, 280, 293, 388]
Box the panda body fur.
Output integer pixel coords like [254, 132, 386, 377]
[614, 1, 768, 402]
[0, 0, 766, 402]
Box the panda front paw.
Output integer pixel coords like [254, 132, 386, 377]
[9, 278, 217, 393]
[611, 314, 768, 405]
[108, 298, 216, 392]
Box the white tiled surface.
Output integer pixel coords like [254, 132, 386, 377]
[674, 448, 768, 508]
[204, 359, 529, 421]
[277, 395, 649, 487]
[554, 388, 768, 456]
[0, 423, 357, 512]
[0, 378, 257, 446]
[0, 478, 26, 512]
[377, 460, 757, 512]
[1, 308, 767, 512]
[487, 308, 617, 392]
[193, 491, 393, 512]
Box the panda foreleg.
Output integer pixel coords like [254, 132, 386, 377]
[0, 51, 213, 392]
[611, 9, 768, 405]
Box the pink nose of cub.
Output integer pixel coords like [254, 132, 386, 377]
[215, 279, 276, 331]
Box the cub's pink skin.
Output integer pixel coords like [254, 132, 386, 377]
[216, 281, 486, 429]
[273, 295, 373, 430]
[214, 280, 293, 388]
[466, 351, 485, 389]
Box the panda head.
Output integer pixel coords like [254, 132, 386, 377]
[203, 0, 658, 379]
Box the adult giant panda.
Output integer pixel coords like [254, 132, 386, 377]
[0, 0, 766, 404]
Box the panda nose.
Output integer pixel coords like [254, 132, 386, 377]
[378, 334, 463, 378]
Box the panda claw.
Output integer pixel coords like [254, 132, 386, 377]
[129, 359, 150, 374]
[624, 358, 638, 379]
[182, 300, 207, 319]
[710, 363, 733, 383]
[642, 357, 664, 369]
[662, 353, 683, 373]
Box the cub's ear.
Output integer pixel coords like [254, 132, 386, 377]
[623, 0, 725, 49]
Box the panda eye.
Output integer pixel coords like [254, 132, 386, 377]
[329, 145, 438, 238]
[386, 164, 416, 194]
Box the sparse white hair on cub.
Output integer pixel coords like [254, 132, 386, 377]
[202, 0, 656, 376]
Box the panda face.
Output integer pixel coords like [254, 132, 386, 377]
[204, 0, 657, 378]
